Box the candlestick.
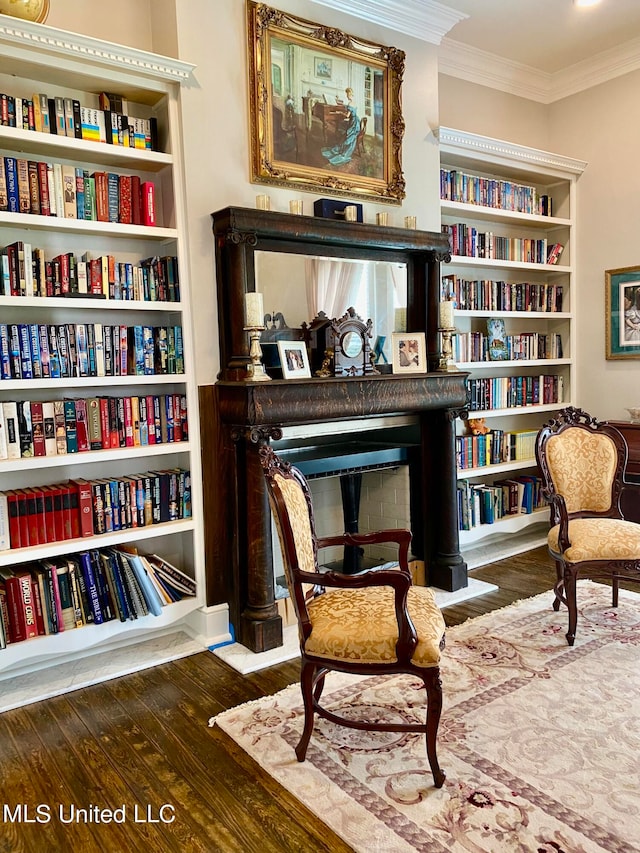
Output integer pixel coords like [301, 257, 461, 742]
[438, 300, 455, 330]
[245, 291, 264, 328]
[438, 300, 457, 372]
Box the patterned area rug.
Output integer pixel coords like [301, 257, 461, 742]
[210, 583, 640, 852]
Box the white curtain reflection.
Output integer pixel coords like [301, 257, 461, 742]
[305, 257, 365, 319]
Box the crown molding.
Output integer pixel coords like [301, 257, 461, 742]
[0, 13, 195, 84]
[436, 126, 587, 176]
[440, 33, 640, 105]
[311, 0, 467, 45]
[439, 39, 552, 103]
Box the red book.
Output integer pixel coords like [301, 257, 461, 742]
[6, 490, 21, 548]
[141, 181, 156, 226]
[74, 399, 90, 452]
[30, 401, 46, 457]
[131, 174, 141, 224]
[66, 483, 81, 539]
[4, 575, 29, 642]
[15, 489, 30, 547]
[53, 252, 71, 294]
[146, 394, 156, 444]
[60, 484, 74, 540]
[37, 161, 50, 215]
[123, 396, 134, 447]
[30, 576, 46, 636]
[119, 174, 132, 224]
[68, 479, 93, 537]
[46, 484, 65, 542]
[93, 171, 109, 221]
[41, 486, 56, 544]
[172, 394, 183, 442]
[98, 397, 111, 448]
[23, 487, 41, 546]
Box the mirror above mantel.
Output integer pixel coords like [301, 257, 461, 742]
[210, 206, 451, 382]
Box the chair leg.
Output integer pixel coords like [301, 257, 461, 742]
[564, 570, 578, 646]
[295, 659, 317, 762]
[421, 668, 446, 788]
[553, 560, 563, 611]
[612, 573, 619, 608]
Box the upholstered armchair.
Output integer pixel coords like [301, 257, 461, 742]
[535, 406, 640, 645]
[259, 445, 447, 788]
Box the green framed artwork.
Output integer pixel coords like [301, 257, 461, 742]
[606, 266, 640, 359]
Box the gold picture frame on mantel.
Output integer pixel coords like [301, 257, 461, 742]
[246, 0, 406, 204]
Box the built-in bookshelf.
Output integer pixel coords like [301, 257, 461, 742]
[0, 17, 224, 680]
[437, 127, 587, 558]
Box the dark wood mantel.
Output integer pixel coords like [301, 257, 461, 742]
[201, 207, 467, 654]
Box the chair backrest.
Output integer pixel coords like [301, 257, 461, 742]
[536, 407, 627, 517]
[259, 445, 319, 621]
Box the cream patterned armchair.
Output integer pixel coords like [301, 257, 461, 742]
[259, 444, 447, 788]
[536, 406, 640, 645]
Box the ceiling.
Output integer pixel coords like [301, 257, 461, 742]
[439, 0, 640, 102]
[442, 0, 640, 75]
[312, 0, 640, 103]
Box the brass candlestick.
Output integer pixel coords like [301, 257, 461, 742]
[244, 326, 271, 381]
[438, 326, 457, 372]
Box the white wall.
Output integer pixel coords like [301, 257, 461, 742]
[549, 73, 640, 421]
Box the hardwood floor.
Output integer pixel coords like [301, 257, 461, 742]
[0, 547, 557, 853]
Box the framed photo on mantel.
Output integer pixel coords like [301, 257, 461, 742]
[246, 0, 406, 203]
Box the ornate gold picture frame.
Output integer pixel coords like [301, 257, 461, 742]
[247, 1, 406, 203]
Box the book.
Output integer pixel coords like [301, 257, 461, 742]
[487, 318, 509, 361]
[4, 157, 18, 213]
[16, 158, 30, 214]
[62, 164, 77, 218]
[141, 181, 156, 226]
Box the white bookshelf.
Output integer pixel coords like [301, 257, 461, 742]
[437, 126, 586, 560]
[0, 17, 228, 680]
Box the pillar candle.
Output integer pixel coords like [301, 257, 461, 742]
[439, 300, 455, 329]
[245, 291, 264, 327]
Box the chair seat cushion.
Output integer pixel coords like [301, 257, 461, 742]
[304, 585, 445, 667]
[548, 517, 640, 563]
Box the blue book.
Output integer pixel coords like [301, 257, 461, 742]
[75, 167, 85, 219]
[78, 551, 104, 624]
[107, 172, 119, 223]
[0, 324, 11, 379]
[28, 323, 42, 378]
[4, 157, 19, 213]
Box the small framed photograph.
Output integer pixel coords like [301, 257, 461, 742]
[606, 266, 640, 359]
[277, 340, 311, 378]
[391, 332, 426, 374]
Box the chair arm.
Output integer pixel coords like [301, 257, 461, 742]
[548, 492, 571, 552]
[317, 529, 412, 572]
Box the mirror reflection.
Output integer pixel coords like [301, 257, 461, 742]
[342, 330, 363, 357]
[255, 251, 407, 366]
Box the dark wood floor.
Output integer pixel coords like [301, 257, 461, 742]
[0, 546, 557, 853]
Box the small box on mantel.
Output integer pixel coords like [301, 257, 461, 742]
[313, 197, 363, 222]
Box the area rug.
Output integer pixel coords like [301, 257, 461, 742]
[210, 583, 640, 852]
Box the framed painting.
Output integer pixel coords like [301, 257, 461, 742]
[391, 332, 426, 374]
[247, 1, 406, 203]
[605, 266, 640, 359]
[277, 340, 312, 379]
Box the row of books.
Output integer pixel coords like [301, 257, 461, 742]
[457, 474, 547, 530]
[0, 548, 194, 647]
[1, 243, 179, 302]
[440, 276, 564, 313]
[0, 323, 184, 380]
[0, 468, 191, 551]
[440, 168, 552, 216]
[0, 156, 156, 226]
[0, 394, 188, 460]
[0, 91, 158, 150]
[455, 331, 563, 363]
[456, 428, 539, 471]
[443, 224, 563, 266]
[467, 374, 565, 412]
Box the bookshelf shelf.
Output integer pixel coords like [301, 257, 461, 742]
[0, 440, 191, 473]
[0, 123, 173, 171]
[0, 211, 177, 240]
[458, 507, 549, 546]
[0, 21, 220, 680]
[439, 126, 586, 561]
